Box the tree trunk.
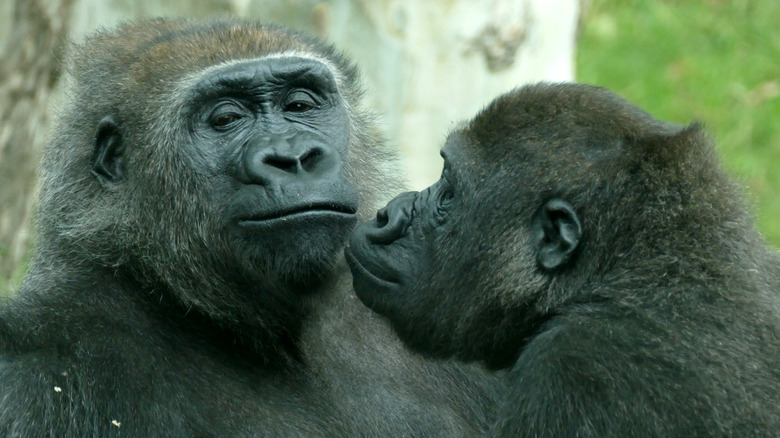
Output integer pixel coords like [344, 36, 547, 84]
[0, 0, 74, 294]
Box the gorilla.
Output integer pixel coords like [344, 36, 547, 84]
[346, 83, 780, 437]
[0, 18, 499, 436]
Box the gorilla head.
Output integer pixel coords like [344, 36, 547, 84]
[36, 19, 399, 346]
[347, 83, 780, 435]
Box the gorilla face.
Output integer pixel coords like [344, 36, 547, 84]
[92, 57, 359, 295]
[187, 58, 359, 280]
[35, 19, 402, 333]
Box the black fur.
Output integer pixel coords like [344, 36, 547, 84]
[347, 83, 780, 437]
[0, 18, 499, 437]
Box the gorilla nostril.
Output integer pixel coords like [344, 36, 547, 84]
[300, 148, 324, 172]
[263, 154, 298, 173]
[367, 206, 411, 244]
[365, 191, 418, 244]
[376, 208, 389, 227]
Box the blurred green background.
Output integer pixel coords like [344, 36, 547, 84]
[577, 0, 780, 247]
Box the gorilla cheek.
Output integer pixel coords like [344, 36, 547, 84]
[345, 241, 397, 311]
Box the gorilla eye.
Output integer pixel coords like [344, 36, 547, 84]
[437, 169, 456, 206]
[439, 187, 455, 207]
[432, 183, 454, 226]
[283, 91, 318, 113]
[284, 101, 314, 113]
[211, 112, 243, 128]
[437, 176, 455, 207]
[207, 102, 247, 130]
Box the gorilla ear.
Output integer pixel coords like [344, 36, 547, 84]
[533, 199, 581, 271]
[91, 116, 125, 183]
[644, 122, 705, 164]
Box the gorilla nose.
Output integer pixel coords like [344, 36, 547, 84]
[260, 147, 324, 173]
[243, 134, 336, 184]
[366, 191, 418, 244]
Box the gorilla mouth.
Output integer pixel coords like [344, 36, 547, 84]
[344, 245, 400, 287]
[239, 202, 357, 224]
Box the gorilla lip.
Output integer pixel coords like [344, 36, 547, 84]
[239, 202, 357, 224]
[345, 245, 400, 287]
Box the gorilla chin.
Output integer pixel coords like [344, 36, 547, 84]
[236, 211, 360, 289]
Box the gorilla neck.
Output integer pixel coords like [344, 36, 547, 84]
[22, 245, 332, 368]
[150, 271, 321, 367]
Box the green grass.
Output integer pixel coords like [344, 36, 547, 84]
[577, 0, 780, 247]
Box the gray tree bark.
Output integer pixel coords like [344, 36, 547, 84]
[0, 0, 74, 294]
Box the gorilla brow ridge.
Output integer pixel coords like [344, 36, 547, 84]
[173, 52, 348, 102]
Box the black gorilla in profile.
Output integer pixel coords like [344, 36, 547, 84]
[347, 83, 780, 437]
[0, 18, 499, 436]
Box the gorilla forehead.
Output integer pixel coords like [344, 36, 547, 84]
[467, 83, 680, 146]
[454, 83, 686, 181]
[73, 18, 353, 98]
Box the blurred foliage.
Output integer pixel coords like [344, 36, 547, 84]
[577, 0, 780, 247]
